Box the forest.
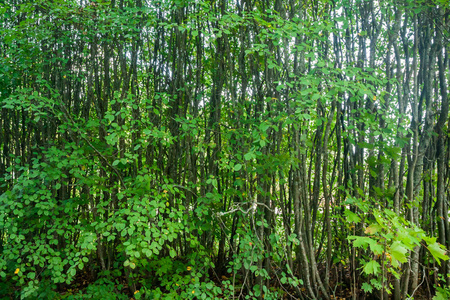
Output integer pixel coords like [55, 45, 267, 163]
[0, 0, 449, 299]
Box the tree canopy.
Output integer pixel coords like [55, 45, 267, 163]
[0, 0, 449, 299]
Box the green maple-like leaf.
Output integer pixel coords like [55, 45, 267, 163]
[365, 223, 382, 235]
[367, 239, 383, 255]
[361, 282, 373, 293]
[348, 236, 371, 249]
[390, 241, 408, 265]
[363, 260, 381, 275]
[344, 209, 361, 223]
[432, 290, 447, 300]
[427, 242, 449, 265]
[390, 241, 408, 268]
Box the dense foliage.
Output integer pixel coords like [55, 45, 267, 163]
[1, 0, 449, 299]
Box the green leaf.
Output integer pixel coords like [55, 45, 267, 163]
[367, 240, 383, 255]
[427, 242, 449, 265]
[363, 260, 380, 275]
[348, 236, 370, 249]
[169, 249, 176, 258]
[344, 209, 361, 223]
[259, 123, 270, 132]
[365, 224, 382, 235]
[433, 289, 448, 300]
[234, 164, 242, 171]
[361, 282, 373, 293]
[253, 285, 261, 297]
[390, 241, 408, 268]
[244, 152, 254, 161]
[370, 278, 383, 290]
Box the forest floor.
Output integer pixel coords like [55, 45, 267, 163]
[1, 262, 435, 299]
[49, 266, 435, 300]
